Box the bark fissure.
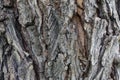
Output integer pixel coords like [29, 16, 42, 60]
[0, 0, 120, 80]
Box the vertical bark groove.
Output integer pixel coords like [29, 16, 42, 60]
[0, 0, 120, 80]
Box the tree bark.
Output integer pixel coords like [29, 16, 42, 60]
[0, 0, 120, 80]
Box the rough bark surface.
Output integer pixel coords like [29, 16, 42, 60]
[0, 0, 120, 80]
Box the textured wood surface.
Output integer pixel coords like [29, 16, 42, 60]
[0, 0, 120, 80]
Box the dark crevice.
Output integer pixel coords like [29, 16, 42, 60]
[64, 63, 71, 80]
[32, 60, 41, 80]
[0, 72, 4, 80]
[110, 62, 118, 80]
[14, 18, 29, 52]
[116, 0, 120, 20]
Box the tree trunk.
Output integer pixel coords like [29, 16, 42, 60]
[0, 0, 120, 80]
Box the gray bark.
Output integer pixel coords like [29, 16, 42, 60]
[0, 0, 120, 80]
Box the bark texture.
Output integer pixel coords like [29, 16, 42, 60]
[0, 0, 120, 80]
